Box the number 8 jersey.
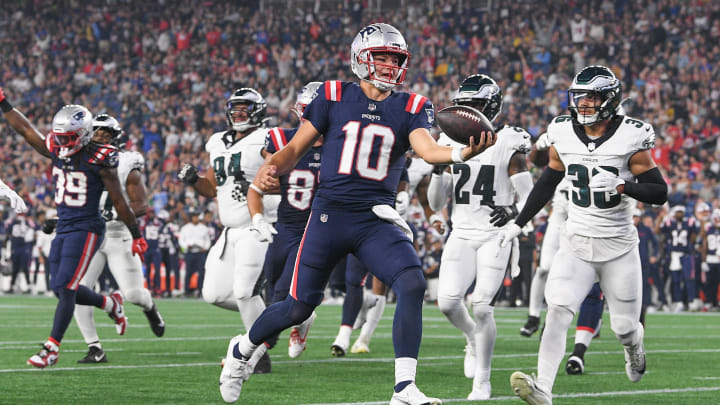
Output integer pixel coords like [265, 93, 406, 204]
[205, 128, 280, 228]
[548, 114, 656, 239]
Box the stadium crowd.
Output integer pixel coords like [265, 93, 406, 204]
[1, 0, 720, 308]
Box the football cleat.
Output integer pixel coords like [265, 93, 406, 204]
[330, 331, 349, 357]
[463, 342, 476, 378]
[108, 291, 127, 335]
[390, 383, 442, 405]
[565, 355, 584, 375]
[219, 335, 251, 403]
[624, 330, 646, 382]
[27, 344, 59, 368]
[510, 372, 553, 405]
[252, 351, 271, 374]
[350, 336, 370, 354]
[78, 346, 108, 364]
[143, 303, 165, 337]
[520, 316, 540, 337]
[467, 380, 491, 400]
[288, 311, 316, 358]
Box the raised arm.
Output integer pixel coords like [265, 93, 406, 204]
[0, 89, 51, 158]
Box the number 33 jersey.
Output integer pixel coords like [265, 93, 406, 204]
[547, 114, 656, 239]
[205, 128, 280, 228]
[438, 126, 531, 237]
[303, 81, 434, 209]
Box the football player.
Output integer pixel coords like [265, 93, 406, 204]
[220, 23, 494, 405]
[178, 88, 280, 373]
[426, 74, 533, 400]
[73, 114, 165, 364]
[0, 176, 27, 214]
[657, 205, 701, 311]
[564, 283, 604, 375]
[249, 81, 323, 359]
[0, 88, 148, 368]
[701, 209, 720, 310]
[501, 66, 667, 404]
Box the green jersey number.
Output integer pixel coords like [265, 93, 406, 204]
[567, 164, 621, 209]
[213, 152, 245, 186]
[453, 164, 496, 206]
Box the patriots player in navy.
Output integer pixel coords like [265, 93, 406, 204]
[220, 23, 493, 405]
[658, 205, 701, 311]
[142, 208, 164, 295]
[0, 88, 148, 368]
[248, 82, 323, 359]
[701, 209, 720, 310]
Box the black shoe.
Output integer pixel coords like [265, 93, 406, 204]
[520, 316, 540, 337]
[253, 351, 271, 374]
[566, 355, 585, 375]
[143, 303, 165, 337]
[77, 346, 107, 364]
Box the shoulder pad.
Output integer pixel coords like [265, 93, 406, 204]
[323, 80, 344, 102]
[87, 143, 119, 167]
[405, 93, 429, 114]
[622, 116, 656, 150]
[122, 151, 145, 170]
[552, 115, 573, 124]
[205, 131, 226, 153]
[267, 127, 291, 152]
[499, 126, 532, 153]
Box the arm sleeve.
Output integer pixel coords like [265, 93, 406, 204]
[408, 99, 435, 133]
[515, 167, 565, 227]
[623, 167, 668, 205]
[510, 171, 533, 213]
[427, 172, 452, 211]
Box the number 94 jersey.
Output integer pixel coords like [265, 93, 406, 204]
[548, 114, 656, 239]
[205, 128, 280, 228]
[438, 126, 531, 237]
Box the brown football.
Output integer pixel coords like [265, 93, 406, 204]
[436, 105, 495, 145]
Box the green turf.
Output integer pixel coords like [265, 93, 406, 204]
[1, 296, 718, 404]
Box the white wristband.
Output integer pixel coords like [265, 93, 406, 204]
[451, 146, 465, 164]
[249, 183, 264, 196]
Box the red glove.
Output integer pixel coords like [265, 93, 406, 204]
[0, 87, 5, 103]
[132, 237, 149, 261]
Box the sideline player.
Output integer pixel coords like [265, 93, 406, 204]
[178, 88, 279, 373]
[219, 23, 494, 404]
[0, 88, 147, 368]
[501, 66, 667, 404]
[427, 74, 533, 400]
[74, 114, 165, 364]
[249, 81, 323, 359]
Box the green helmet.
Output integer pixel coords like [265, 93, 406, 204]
[451, 74, 503, 122]
[568, 65, 622, 125]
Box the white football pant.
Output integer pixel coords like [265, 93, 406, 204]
[75, 233, 153, 344]
[202, 227, 268, 331]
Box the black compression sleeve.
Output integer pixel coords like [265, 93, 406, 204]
[623, 167, 667, 205]
[515, 167, 565, 227]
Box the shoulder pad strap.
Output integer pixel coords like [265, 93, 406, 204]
[405, 93, 428, 114]
[324, 81, 342, 102]
[269, 127, 288, 151]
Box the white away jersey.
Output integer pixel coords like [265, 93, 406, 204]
[103, 151, 145, 234]
[205, 128, 279, 228]
[406, 157, 434, 195]
[439, 125, 531, 237]
[547, 114, 655, 239]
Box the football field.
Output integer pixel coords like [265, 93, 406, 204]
[1, 296, 718, 404]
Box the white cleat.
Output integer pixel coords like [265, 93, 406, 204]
[330, 333, 349, 357]
[467, 380, 491, 400]
[390, 383, 442, 405]
[510, 372, 552, 405]
[463, 343, 476, 378]
[289, 311, 316, 358]
[624, 330, 646, 383]
[350, 337, 370, 354]
[219, 335, 251, 403]
[688, 298, 703, 312]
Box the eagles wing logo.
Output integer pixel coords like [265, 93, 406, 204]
[642, 133, 656, 150]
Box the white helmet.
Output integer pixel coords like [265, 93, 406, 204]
[292, 81, 323, 121]
[226, 88, 267, 132]
[49, 105, 94, 158]
[350, 23, 410, 92]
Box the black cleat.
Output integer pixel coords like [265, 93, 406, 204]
[566, 355, 585, 375]
[253, 351, 271, 374]
[144, 303, 165, 337]
[330, 344, 346, 357]
[520, 316, 540, 337]
[78, 346, 108, 364]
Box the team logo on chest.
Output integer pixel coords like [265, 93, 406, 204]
[587, 142, 596, 152]
[368, 103, 377, 111]
[320, 213, 328, 223]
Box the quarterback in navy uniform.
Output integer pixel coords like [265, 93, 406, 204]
[221, 23, 493, 405]
[0, 88, 148, 368]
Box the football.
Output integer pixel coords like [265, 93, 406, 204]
[436, 105, 495, 145]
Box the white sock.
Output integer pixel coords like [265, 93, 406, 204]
[297, 311, 316, 340]
[248, 343, 267, 369]
[536, 305, 574, 393]
[440, 296, 476, 341]
[528, 269, 548, 318]
[353, 292, 379, 329]
[237, 296, 266, 332]
[359, 294, 386, 342]
[88, 341, 102, 350]
[574, 329, 594, 347]
[74, 303, 99, 344]
[395, 357, 417, 385]
[237, 333, 259, 359]
[472, 304, 495, 383]
[334, 325, 352, 348]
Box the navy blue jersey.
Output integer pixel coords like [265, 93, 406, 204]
[265, 127, 322, 227]
[143, 217, 164, 250]
[50, 142, 118, 235]
[660, 217, 700, 254]
[303, 81, 434, 209]
[705, 224, 720, 257]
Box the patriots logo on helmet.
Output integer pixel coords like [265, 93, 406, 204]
[73, 111, 85, 121]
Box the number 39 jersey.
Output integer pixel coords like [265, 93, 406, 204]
[205, 128, 280, 228]
[303, 81, 434, 209]
[548, 114, 656, 239]
[50, 142, 119, 235]
[265, 127, 322, 227]
[438, 126, 531, 237]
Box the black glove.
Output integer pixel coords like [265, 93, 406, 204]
[432, 164, 448, 175]
[101, 209, 114, 222]
[489, 204, 519, 227]
[178, 164, 199, 185]
[42, 218, 58, 234]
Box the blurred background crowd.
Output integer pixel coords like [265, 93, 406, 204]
[1, 0, 719, 309]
